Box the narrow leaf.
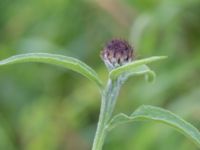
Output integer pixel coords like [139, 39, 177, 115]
[0, 53, 103, 89]
[125, 65, 156, 83]
[108, 105, 200, 148]
[109, 56, 167, 80]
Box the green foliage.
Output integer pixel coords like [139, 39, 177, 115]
[0, 0, 200, 150]
[0, 53, 103, 90]
[109, 56, 166, 81]
[108, 105, 200, 147]
[3, 51, 200, 150]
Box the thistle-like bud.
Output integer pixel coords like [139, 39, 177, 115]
[101, 39, 134, 70]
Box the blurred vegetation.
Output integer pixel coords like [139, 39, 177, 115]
[0, 0, 200, 149]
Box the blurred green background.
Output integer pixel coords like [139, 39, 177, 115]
[0, 0, 200, 149]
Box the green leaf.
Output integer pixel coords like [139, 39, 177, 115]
[107, 105, 200, 148]
[0, 53, 103, 90]
[125, 64, 156, 83]
[109, 56, 167, 80]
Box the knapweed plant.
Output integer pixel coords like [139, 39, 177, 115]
[0, 39, 200, 150]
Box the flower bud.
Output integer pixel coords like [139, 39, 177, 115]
[101, 39, 134, 70]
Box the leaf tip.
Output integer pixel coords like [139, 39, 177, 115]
[157, 56, 168, 60]
[145, 70, 156, 83]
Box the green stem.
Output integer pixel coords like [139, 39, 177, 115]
[91, 97, 107, 150]
[92, 79, 122, 150]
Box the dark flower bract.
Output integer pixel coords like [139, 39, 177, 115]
[101, 39, 134, 69]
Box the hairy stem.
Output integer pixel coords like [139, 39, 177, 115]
[92, 79, 122, 150]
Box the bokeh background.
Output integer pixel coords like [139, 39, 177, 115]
[0, 0, 200, 149]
